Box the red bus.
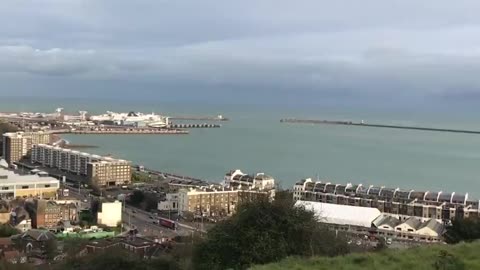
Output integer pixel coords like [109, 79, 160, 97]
[159, 217, 176, 230]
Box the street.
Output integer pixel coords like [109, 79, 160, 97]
[122, 205, 192, 237]
[65, 183, 197, 237]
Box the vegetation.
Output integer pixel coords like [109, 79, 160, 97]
[250, 242, 480, 270]
[192, 195, 349, 270]
[0, 224, 20, 237]
[55, 248, 178, 270]
[0, 121, 18, 135]
[79, 209, 96, 226]
[129, 190, 145, 205]
[444, 217, 480, 244]
[131, 172, 153, 182]
[0, 262, 33, 270]
[128, 190, 158, 211]
[44, 238, 58, 260]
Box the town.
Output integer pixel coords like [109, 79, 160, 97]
[0, 125, 277, 266]
[0, 123, 473, 267]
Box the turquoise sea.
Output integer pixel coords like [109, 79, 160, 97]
[1, 97, 480, 197]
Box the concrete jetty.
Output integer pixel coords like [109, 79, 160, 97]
[280, 118, 480, 135]
[53, 128, 189, 135]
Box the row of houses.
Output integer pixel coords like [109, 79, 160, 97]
[159, 169, 276, 218]
[296, 200, 445, 242]
[293, 178, 478, 221]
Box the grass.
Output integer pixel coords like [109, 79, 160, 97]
[250, 242, 480, 270]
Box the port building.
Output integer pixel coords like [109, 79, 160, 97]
[31, 144, 131, 187]
[0, 167, 59, 199]
[293, 178, 479, 222]
[2, 131, 51, 165]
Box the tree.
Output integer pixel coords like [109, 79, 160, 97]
[55, 248, 178, 270]
[141, 193, 159, 212]
[0, 261, 34, 270]
[192, 198, 349, 270]
[0, 224, 20, 237]
[63, 238, 89, 259]
[445, 217, 480, 244]
[131, 172, 151, 183]
[129, 190, 145, 206]
[44, 238, 58, 260]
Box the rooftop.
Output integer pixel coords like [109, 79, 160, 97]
[120, 236, 157, 247]
[295, 200, 381, 228]
[20, 229, 56, 241]
[0, 168, 59, 185]
[35, 144, 130, 164]
[86, 238, 121, 248]
[295, 179, 474, 204]
[372, 215, 401, 228]
[417, 219, 444, 234]
[254, 173, 273, 181]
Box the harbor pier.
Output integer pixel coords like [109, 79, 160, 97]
[280, 118, 480, 135]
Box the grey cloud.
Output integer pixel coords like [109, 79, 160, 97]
[2, 0, 480, 101]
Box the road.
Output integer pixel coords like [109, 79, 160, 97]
[65, 184, 198, 237]
[122, 205, 192, 237]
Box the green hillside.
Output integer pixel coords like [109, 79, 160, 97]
[251, 242, 480, 270]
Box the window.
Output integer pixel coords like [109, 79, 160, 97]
[22, 186, 29, 189]
[45, 185, 50, 188]
[1, 187, 8, 190]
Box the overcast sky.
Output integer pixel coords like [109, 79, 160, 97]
[2, 0, 480, 104]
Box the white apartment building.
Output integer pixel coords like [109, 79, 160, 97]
[224, 169, 275, 190]
[31, 144, 131, 187]
[3, 131, 51, 164]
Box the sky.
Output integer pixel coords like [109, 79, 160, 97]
[2, 0, 480, 105]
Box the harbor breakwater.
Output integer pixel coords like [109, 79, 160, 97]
[280, 118, 480, 135]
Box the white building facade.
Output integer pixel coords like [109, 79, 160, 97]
[97, 201, 122, 227]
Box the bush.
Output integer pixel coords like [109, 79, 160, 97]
[445, 217, 480, 244]
[56, 248, 178, 270]
[433, 250, 465, 270]
[0, 224, 19, 237]
[192, 198, 349, 270]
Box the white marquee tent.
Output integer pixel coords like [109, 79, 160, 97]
[295, 200, 381, 228]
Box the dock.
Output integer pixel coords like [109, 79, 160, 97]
[280, 118, 480, 135]
[53, 128, 189, 135]
[169, 123, 221, 128]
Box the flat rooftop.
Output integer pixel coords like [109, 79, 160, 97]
[35, 144, 130, 163]
[0, 168, 59, 185]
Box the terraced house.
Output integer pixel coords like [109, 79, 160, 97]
[293, 178, 478, 222]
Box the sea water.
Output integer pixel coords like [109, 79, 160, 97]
[1, 97, 479, 197]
